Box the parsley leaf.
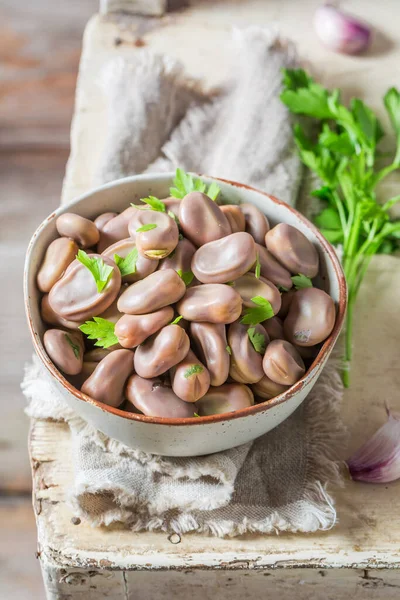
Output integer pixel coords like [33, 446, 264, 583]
[254, 252, 261, 279]
[171, 315, 183, 325]
[177, 269, 194, 286]
[226, 345, 232, 355]
[65, 334, 80, 358]
[247, 327, 266, 354]
[240, 296, 274, 325]
[136, 224, 157, 232]
[137, 196, 166, 212]
[76, 250, 114, 293]
[384, 88, 400, 162]
[291, 273, 313, 290]
[193, 412, 200, 417]
[169, 168, 221, 201]
[79, 317, 118, 349]
[184, 364, 204, 378]
[114, 248, 139, 277]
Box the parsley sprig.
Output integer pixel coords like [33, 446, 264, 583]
[291, 273, 313, 290]
[281, 69, 400, 386]
[170, 168, 221, 201]
[240, 296, 274, 325]
[247, 327, 266, 354]
[79, 317, 118, 349]
[114, 248, 139, 277]
[65, 334, 80, 358]
[177, 269, 194, 286]
[76, 250, 114, 293]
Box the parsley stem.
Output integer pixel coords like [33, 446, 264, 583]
[373, 162, 400, 187]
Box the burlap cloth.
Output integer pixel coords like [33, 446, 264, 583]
[23, 28, 347, 537]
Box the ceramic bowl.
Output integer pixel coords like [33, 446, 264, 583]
[24, 173, 346, 456]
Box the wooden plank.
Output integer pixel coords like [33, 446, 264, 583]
[0, 149, 68, 492]
[0, 497, 43, 600]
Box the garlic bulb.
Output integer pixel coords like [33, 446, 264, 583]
[314, 4, 371, 55]
[347, 408, 400, 483]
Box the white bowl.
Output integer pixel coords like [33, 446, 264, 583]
[24, 173, 346, 456]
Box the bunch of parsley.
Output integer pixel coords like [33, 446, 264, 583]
[281, 69, 400, 386]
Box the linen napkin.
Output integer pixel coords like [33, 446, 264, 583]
[23, 28, 345, 536]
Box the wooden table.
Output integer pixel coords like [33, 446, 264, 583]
[30, 2, 400, 598]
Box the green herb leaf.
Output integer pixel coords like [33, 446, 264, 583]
[138, 196, 166, 212]
[79, 317, 118, 349]
[193, 412, 200, 418]
[207, 181, 221, 201]
[254, 252, 261, 279]
[168, 210, 179, 224]
[320, 229, 344, 244]
[384, 87, 400, 162]
[278, 285, 289, 293]
[114, 248, 139, 277]
[225, 281, 235, 286]
[291, 273, 313, 289]
[136, 223, 157, 232]
[240, 296, 274, 325]
[184, 364, 204, 378]
[176, 269, 194, 287]
[280, 68, 334, 119]
[76, 250, 114, 293]
[314, 207, 342, 230]
[226, 345, 232, 355]
[171, 315, 183, 325]
[247, 327, 267, 354]
[65, 334, 80, 358]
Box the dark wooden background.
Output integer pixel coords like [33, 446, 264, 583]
[0, 1, 97, 596]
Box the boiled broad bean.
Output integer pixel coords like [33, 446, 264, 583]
[196, 384, 254, 416]
[125, 375, 196, 418]
[251, 375, 289, 400]
[278, 289, 295, 319]
[97, 206, 139, 253]
[117, 269, 185, 315]
[159, 237, 197, 280]
[81, 349, 135, 407]
[163, 197, 181, 219]
[37, 237, 79, 293]
[102, 238, 158, 283]
[262, 339, 305, 386]
[228, 321, 267, 384]
[233, 273, 281, 314]
[255, 244, 293, 290]
[56, 213, 100, 248]
[128, 209, 179, 259]
[265, 223, 319, 278]
[49, 255, 121, 322]
[115, 307, 174, 348]
[94, 212, 118, 231]
[240, 203, 270, 244]
[262, 316, 285, 341]
[190, 322, 230, 386]
[176, 284, 242, 324]
[179, 191, 231, 246]
[134, 324, 190, 378]
[41, 294, 82, 330]
[283, 287, 336, 346]
[220, 205, 246, 233]
[43, 329, 84, 375]
[171, 349, 210, 402]
[191, 232, 256, 284]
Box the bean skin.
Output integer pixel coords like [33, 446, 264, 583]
[115, 307, 174, 348]
[251, 375, 290, 400]
[97, 206, 139, 253]
[177, 284, 242, 324]
[48, 254, 121, 322]
[159, 237, 197, 281]
[163, 197, 181, 219]
[262, 316, 285, 341]
[263, 339, 305, 386]
[255, 244, 293, 290]
[190, 322, 230, 386]
[191, 232, 256, 284]
[196, 383, 254, 416]
[240, 203, 270, 244]
[179, 191, 231, 246]
[128, 210, 179, 260]
[265, 223, 319, 278]
[43, 329, 84, 375]
[102, 238, 158, 283]
[56, 213, 100, 248]
[41, 294, 82, 330]
[134, 324, 190, 378]
[228, 321, 267, 383]
[94, 212, 118, 231]
[278, 289, 295, 319]
[125, 375, 196, 418]
[220, 205, 246, 233]
[81, 349, 135, 407]
[117, 269, 185, 315]
[283, 288, 336, 346]
[233, 273, 281, 314]
[171, 349, 210, 402]
[37, 237, 79, 293]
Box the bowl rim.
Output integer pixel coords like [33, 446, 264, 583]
[24, 173, 347, 427]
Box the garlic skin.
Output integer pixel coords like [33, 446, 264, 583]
[314, 4, 371, 55]
[347, 410, 400, 483]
